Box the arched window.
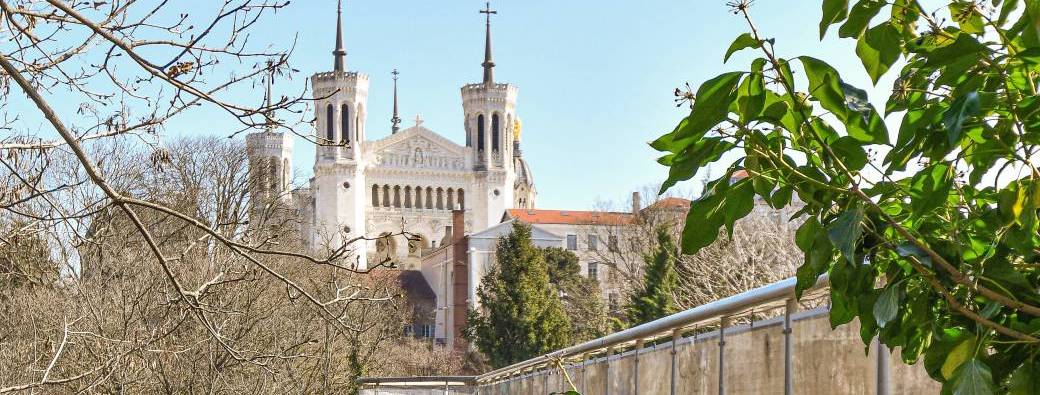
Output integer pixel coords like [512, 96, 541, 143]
[372, 184, 379, 207]
[341, 104, 351, 144]
[436, 188, 444, 210]
[325, 104, 335, 142]
[446, 188, 455, 210]
[415, 187, 423, 210]
[491, 113, 500, 153]
[477, 114, 486, 152]
[393, 186, 401, 208]
[465, 116, 472, 147]
[268, 157, 279, 190]
[425, 187, 433, 209]
[282, 158, 290, 190]
[457, 189, 465, 210]
[382, 185, 391, 207]
[404, 186, 412, 208]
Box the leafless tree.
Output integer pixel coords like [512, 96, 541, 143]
[0, 1, 419, 392]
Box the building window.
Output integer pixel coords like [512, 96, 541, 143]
[403, 325, 413, 337]
[325, 103, 335, 142]
[491, 113, 500, 153]
[588, 235, 598, 251]
[477, 114, 486, 152]
[608, 235, 619, 252]
[588, 262, 598, 281]
[566, 234, 577, 250]
[420, 324, 433, 338]
[608, 293, 619, 312]
[341, 104, 351, 143]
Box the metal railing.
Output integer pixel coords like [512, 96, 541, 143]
[359, 274, 837, 394]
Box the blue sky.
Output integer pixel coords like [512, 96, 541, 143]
[27, 1, 904, 210]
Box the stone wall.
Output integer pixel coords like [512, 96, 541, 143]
[475, 308, 941, 395]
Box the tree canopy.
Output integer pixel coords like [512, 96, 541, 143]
[627, 227, 680, 326]
[654, 0, 1040, 392]
[468, 222, 571, 368]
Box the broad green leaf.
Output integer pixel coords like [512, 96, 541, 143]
[943, 91, 981, 146]
[820, 0, 850, 39]
[839, 0, 885, 38]
[831, 136, 868, 170]
[909, 163, 953, 218]
[855, 22, 902, 84]
[827, 207, 865, 264]
[873, 284, 900, 327]
[1008, 362, 1040, 395]
[999, 0, 1021, 26]
[674, 72, 744, 140]
[950, 359, 995, 395]
[737, 59, 767, 123]
[800, 56, 847, 117]
[941, 338, 975, 379]
[950, 2, 985, 34]
[659, 138, 735, 193]
[725, 33, 760, 62]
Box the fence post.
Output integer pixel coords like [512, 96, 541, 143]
[671, 328, 681, 395]
[876, 338, 891, 395]
[605, 346, 614, 395]
[581, 352, 589, 395]
[784, 298, 797, 395]
[719, 317, 729, 395]
[634, 339, 644, 395]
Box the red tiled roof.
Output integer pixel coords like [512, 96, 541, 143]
[505, 209, 634, 225]
[647, 197, 691, 210]
[731, 169, 749, 179]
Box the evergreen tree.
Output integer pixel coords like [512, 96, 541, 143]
[542, 247, 608, 342]
[627, 226, 679, 326]
[467, 222, 571, 368]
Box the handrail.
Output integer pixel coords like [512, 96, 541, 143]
[474, 274, 829, 383]
[356, 376, 476, 386]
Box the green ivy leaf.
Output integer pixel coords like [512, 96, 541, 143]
[950, 359, 995, 395]
[909, 163, 953, 218]
[873, 284, 900, 328]
[950, 2, 985, 34]
[674, 72, 744, 141]
[855, 22, 902, 84]
[725, 33, 760, 62]
[831, 136, 868, 170]
[941, 338, 975, 379]
[737, 59, 767, 123]
[800, 56, 847, 117]
[820, 0, 850, 39]
[839, 0, 885, 38]
[943, 91, 981, 146]
[828, 207, 865, 264]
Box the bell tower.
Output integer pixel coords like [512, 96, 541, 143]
[311, 0, 369, 268]
[461, 2, 518, 231]
[246, 61, 294, 227]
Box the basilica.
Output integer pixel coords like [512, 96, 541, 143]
[245, 2, 536, 268]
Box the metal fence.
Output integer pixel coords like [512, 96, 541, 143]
[360, 275, 940, 395]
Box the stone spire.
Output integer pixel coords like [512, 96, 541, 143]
[391, 69, 401, 133]
[479, 2, 497, 85]
[264, 59, 275, 132]
[333, 0, 347, 72]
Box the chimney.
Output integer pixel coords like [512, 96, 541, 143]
[632, 191, 642, 214]
[440, 225, 453, 247]
[452, 206, 465, 243]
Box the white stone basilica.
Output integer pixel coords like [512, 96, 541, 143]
[246, 2, 536, 269]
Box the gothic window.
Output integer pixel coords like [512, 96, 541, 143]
[415, 187, 423, 210]
[491, 113, 500, 153]
[382, 185, 391, 207]
[325, 104, 335, 142]
[404, 186, 412, 208]
[282, 158, 290, 190]
[425, 187, 433, 209]
[341, 104, 351, 144]
[268, 156, 280, 190]
[446, 188, 455, 210]
[393, 186, 401, 208]
[477, 114, 485, 152]
[465, 116, 472, 147]
[435, 188, 444, 210]
[457, 189, 465, 210]
[371, 184, 379, 206]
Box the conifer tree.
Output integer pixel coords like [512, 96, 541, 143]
[543, 246, 608, 342]
[627, 226, 679, 326]
[467, 222, 571, 368]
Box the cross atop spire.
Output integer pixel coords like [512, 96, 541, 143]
[480, 2, 497, 85]
[264, 59, 276, 132]
[333, 0, 347, 72]
[391, 69, 401, 133]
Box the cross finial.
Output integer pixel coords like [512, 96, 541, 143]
[414, 114, 424, 127]
[480, 1, 497, 24]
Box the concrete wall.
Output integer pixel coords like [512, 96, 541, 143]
[475, 308, 941, 395]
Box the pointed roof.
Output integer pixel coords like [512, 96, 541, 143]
[333, 0, 347, 72]
[479, 2, 497, 85]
